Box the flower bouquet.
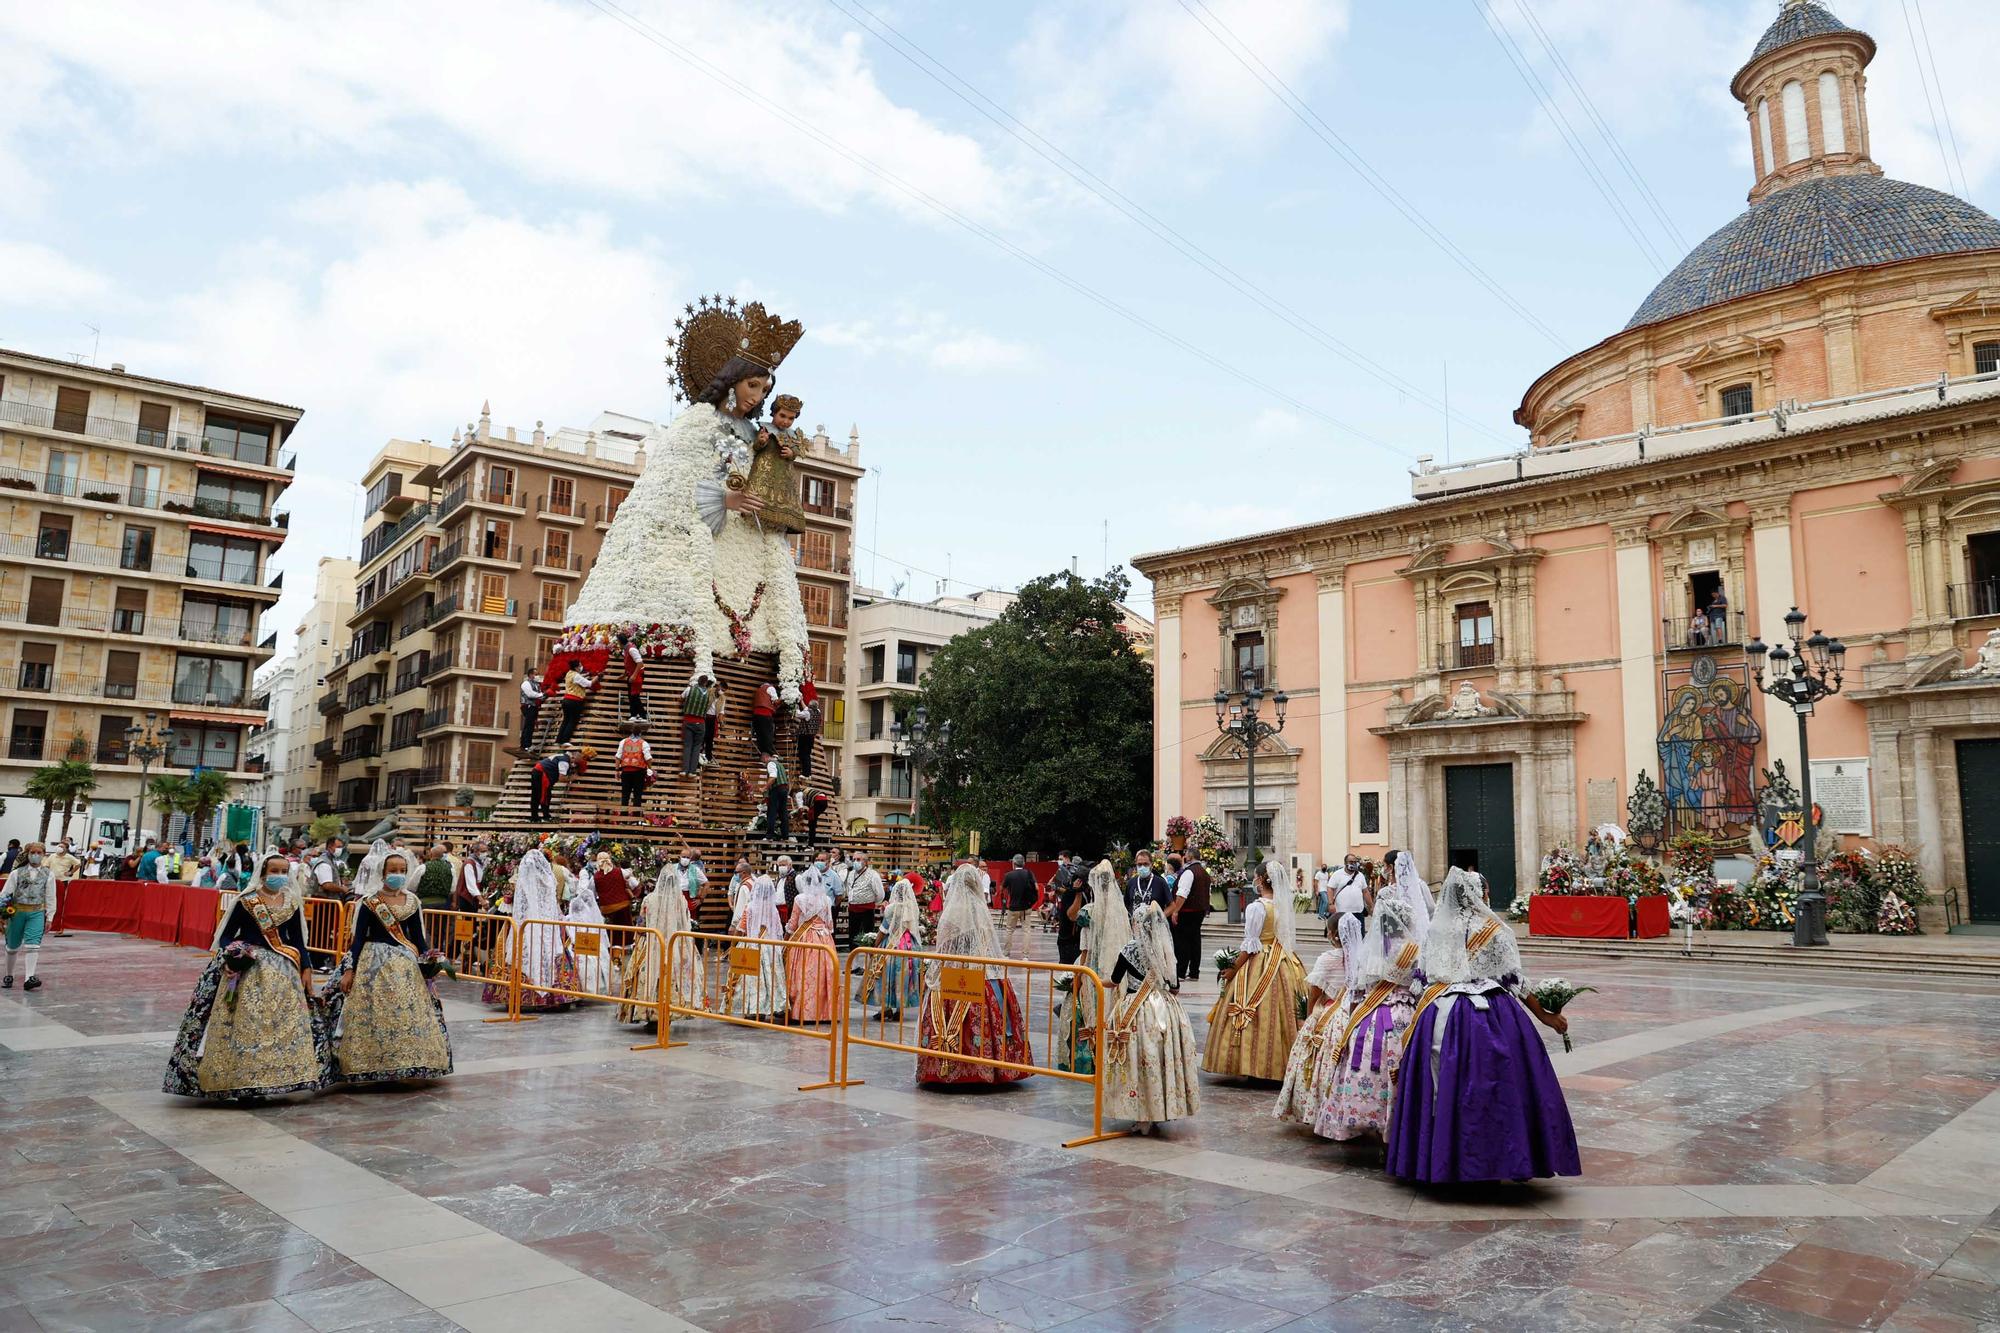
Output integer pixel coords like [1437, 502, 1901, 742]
[1876, 890, 1917, 936]
[1292, 891, 1315, 915]
[850, 931, 880, 950]
[1213, 947, 1241, 976]
[1529, 976, 1596, 1052]
[220, 940, 257, 1010]
[417, 949, 457, 980]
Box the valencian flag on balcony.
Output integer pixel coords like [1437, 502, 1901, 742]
[481, 593, 508, 615]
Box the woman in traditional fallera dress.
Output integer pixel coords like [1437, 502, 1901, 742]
[1386, 868, 1581, 1184]
[564, 871, 609, 996]
[165, 856, 331, 1101]
[726, 871, 789, 1021]
[1314, 895, 1420, 1145]
[1382, 850, 1434, 941]
[1202, 859, 1308, 1081]
[784, 873, 839, 1024]
[483, 849, 580, 1011]
[329, 848, 452, 1085]
[1103, 903, 1199, 1134]
[917, 864, 1032, 1085]
[1059, 860, 1131, 1074]
[1273, 930, 1350, 1126]
[858, 878, 923, 1019]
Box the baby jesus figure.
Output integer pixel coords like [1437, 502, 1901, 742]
[741, 392, 809, 535]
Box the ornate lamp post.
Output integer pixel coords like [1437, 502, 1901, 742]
[891, 705, 951, 828]
[124, 711, 168, 844]
[1745, 607, 1846, 947]
[1213, 669, 1288, 866]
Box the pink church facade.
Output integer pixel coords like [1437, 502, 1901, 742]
[1136, 3, 2000, 925]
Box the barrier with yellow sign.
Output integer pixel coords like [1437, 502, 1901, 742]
[507, 918, 674, 1050]
[840, 947, 1128, 1149]
[658, 930, 851, 1092]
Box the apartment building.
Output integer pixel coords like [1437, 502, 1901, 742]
[315, 440, 449, 836]
[344, 405, 867, 814]
[283, 556, 357, 830]
[243, 652, 298, 824]
[841, 588, 1011, 826]
[0, 347, 299, 844]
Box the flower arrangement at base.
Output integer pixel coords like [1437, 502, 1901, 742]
[553, 621, 700, 661]
[1603, 851, 1665, 899]
[1537, 845, 1584, 896]
[1868, 846, 1931, 907]
[1876, 890, 1917, 936]
[1164, 816, 1195, 842]
[1529, 977, 1596, 1053]
[1667, 830, 1716, 878]
[1507, 887, 1534, 921]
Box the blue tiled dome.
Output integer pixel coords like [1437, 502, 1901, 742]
[1746, 2, 1865, 66]
[1626, 176, 2000, 329]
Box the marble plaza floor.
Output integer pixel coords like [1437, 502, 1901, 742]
[2, 932, 1998, 1332]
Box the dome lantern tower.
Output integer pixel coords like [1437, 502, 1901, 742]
[1733, 0, 1881, 203]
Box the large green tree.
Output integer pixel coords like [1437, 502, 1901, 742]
[914, 568, 1152, 853]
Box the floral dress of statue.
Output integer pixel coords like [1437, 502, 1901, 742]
[557, 296, 811, 696]
[1273, 944, 1349, 1127]
[1103, 903, 1200, 1131]
[326, 848, 452, 1084]
[917, 865, 1033, 1085]
[164, 871, 331, 1101]
[1385, 868, 1581, 1184]
[1313, 896, 1421, 1143]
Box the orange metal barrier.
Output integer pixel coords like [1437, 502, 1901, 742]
[417, 909, 520, 1025]
[843, 947, 1127, 1149]
[660, 931, 852, 1092]
[507, 918, 673, 1051]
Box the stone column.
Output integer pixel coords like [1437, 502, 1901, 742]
[1749, 498, 1804, 781]
[1615, 524, 1660, 797]
[1404, 755, 1429, 871]
[1516, 748, 1541, 890]
[1154, 593, 1183, 834]
[1315, 567, 1347, 864]
[1911, 729, 1947, 894]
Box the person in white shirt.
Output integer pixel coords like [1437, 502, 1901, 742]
[845, 852, 884, 939]
[312, 839, 348, 897]
[519, 672, 547, 749]
[1327, 854, 1372, 990]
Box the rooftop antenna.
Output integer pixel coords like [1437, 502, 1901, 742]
[83, 323, 100, 366]
[1443, 359, 1451, 466]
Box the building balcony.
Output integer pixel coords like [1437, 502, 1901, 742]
[308, 791, 333, 814]
[170, 681, 250, 709]
[419, 708, 451, 734]
[1438, 638, 1501, 671]
[470, 485, 524, 514]
[425, 593, 460, 626]
[535, 493, 586, 524]
[312, 737, 338, 762]
[317, 688, 343, 716]
[465, 542, 523, 567]
[0, 464, 285, 530]
[1663, 612, 1744, 652]
[177, 618, 257, 648]
[0, 397, 289, 471]
[358, 502, 433, 567]
[531, 552, 585, 578]
[1948, 580, 2000, 620]
[462, 710, 511, 736]
[438, 484, 469, 521]
[431, 650, 516, 678]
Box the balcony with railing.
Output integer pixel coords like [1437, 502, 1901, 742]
[535, 492, 585, 522]
[177, 616, 256, 647]
[0, 396, 287, 467]
[438, 483, 469, 521]
[346, 624, 394, 664]
[431, 539, 466, 578]
[0, 464, 283, 528]
[1663, 611, 1744, 652]
[312, 737, 338, 762]
[392, 654, 431, 695]
[814, 661, 846, 685]
[1438, 637, 1501, 671]
[531, 551, 584, 577]
[419, 708, 451, 733]
[339, 727, 383, 762]
[317, 687, 343, 716]
[2, 533, 162, 576]
[1948, 580, 2000, 620]
[171, 680, 248, 708]
[344, 675, 388, 712]
[359, 503, 434, 567]
[426, 593, 460, 626]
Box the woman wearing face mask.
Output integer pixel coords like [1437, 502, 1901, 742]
[327, 847, 452, 1085]
[164, 855, 330, 1100]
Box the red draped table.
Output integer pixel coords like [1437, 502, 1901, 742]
[52, 879, 223, 948]
[1633, 894, 1670, 939]
[1527, 894, 1629, 938]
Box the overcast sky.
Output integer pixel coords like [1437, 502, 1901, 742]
[3, 0, 1993, 641]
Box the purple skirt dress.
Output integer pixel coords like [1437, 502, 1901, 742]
[1385, 983, 1580, 1184]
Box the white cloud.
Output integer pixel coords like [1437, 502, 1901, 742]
[819, 312, 1040, 373]
[0, 241, 111, 307]
[0, 0, 1011, 224]
[109, 179, 684, 639]
[1011, 0, 1351, 182]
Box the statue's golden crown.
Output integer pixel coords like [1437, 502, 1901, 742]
[669, 293, 805, 403]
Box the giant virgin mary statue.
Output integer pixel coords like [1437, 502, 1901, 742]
[560, 296, 810, 698]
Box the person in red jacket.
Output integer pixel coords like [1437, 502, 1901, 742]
[751, 680, 779, 757]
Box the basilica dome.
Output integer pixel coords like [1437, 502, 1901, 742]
[1626, 175, 2000, 330]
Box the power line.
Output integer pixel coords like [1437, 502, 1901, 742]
[1470, 0, 1668, 272]
[1173, 0, 1571, 350]
[1897, 0, 1960, 195]
[1511, 0, 1686, 252]
[1907, 0, 1969, 198]
[580, 0, 1415, 462]
[824, 0, 1515, 448]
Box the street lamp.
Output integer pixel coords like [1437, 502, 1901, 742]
[1745, 606, 1846, 947]
[125, 711, 168, 844]
[892, 706, 950, 828]
[1213, 668, 1288, 868]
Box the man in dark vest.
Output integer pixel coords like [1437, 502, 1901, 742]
[1164, 852, 1212, 982]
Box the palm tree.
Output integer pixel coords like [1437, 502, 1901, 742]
[147, 774, 190, 843]
[183, 769, 234, 843]
[25, 761, 94, 842]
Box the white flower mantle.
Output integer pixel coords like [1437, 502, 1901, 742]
[564, 402, 807, 694]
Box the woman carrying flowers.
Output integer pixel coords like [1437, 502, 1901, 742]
[1202, 858, 1307, 1081]
[164, 855, 330, 1100]
[1314, 895, 1422, 1145]
[327, 846, 452, 1084]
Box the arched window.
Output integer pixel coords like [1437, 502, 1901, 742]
[1781, 80, 1809, 163]
[1756, 98, 1775, 175]
[1818, 72, 1846, 154]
